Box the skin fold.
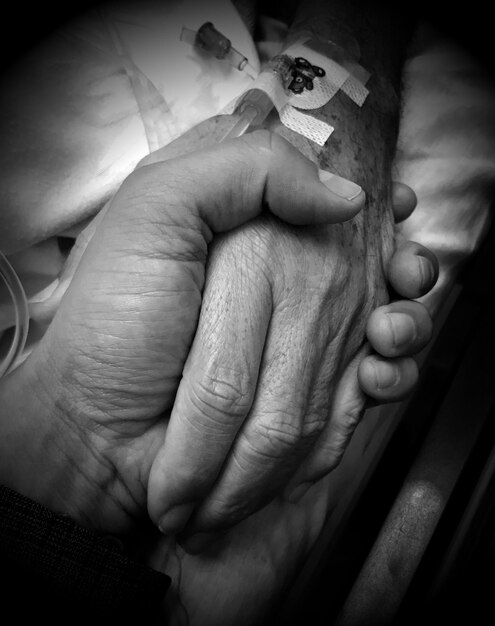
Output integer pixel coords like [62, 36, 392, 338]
[0, 2, 439, 624]
[147, 0, 418, 542]
[140, 5, 435, 624]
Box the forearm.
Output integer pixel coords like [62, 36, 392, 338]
[283, 0, 413, 188]
[287, 0, 412, 83]
[264, 2, 414, 316]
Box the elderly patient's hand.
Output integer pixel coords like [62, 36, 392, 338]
[143, 122, 438, 546]
[0, 130, 365, 532]
[138, 123, 437, 626]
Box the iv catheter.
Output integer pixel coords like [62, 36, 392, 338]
[222, 89, 275, 140]
[221, 54, 294, 141]
[180, 22, 294, 140]
[0, 251, 29, 378]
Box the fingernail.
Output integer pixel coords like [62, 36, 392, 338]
[179, 531, 222, 555]
[318, 169, 363, 201]
[373, 361, 400, 390]
[158, 502, 195, 535]
[286, 481, 314, 503]
[387, 313, 416, 348]
[417, 255, 435, 292]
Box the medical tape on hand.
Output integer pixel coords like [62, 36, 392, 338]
[283, 39, 370, 144]
[284, 39, 370, 109]
[223, 37, 370, 146]
[220, 71, 334, 146]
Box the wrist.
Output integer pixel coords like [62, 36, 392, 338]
[273, 1, 411, 304]
[0, 354, 109, 527]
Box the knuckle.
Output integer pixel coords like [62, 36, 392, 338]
[302, 412, 328, 439]
[187, 368, 254, 429]
[255, 419, 301, 453]
[248, 409, 326, 460]
[198, 495, 252, 531]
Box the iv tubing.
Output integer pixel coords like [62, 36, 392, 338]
[221, 104, 259, 141]
[0, 251, 29, 378]
[221, 55, 293, 141]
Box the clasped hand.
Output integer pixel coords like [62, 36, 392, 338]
[0, 122, 436, 547]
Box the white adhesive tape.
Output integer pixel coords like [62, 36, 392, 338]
[280, 106, 334, 146]
[341, 74, 369, 107]
[283, 39, 370, 109]
[284, 45, 350, 110]
[221, 37, 369, 146]
[221, 69, 335, 146]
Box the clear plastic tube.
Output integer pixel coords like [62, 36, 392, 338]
[221, 102, 260, 141]
[0, 251, 29, 378]
[221, 55, 293, 141]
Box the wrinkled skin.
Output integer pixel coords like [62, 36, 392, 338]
[147, 103, 399, 538]
[0, 113, 435, 626]
[143, 112, 406, 625]
[142, 12, 421, 611]
[0, 2, 438, 623]
[1, 125, 367, 532]
[146, 0, 424, 547]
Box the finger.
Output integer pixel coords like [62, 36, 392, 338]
[286, 303, 427, 493]
[176, 301, 329, 541]
[139, 118, 365, 214]
[285, 346, 369, 492]
[286, 350, 419, 495]
[121, 129, 365, 236]
[358, 355, 419, 402]
[387, 240, 439, 299]
[147, 237, 272, 534]
[365, 300, 433, 358]
[391, 181, 417, 223]
[142, 130, 365, 532]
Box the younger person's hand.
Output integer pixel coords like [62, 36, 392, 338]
[0, 130, 364, 534]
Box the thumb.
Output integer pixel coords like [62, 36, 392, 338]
[112, 129, 364, 240]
